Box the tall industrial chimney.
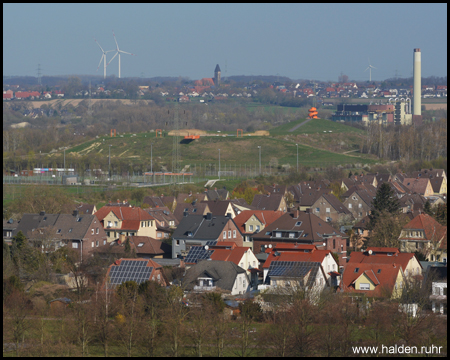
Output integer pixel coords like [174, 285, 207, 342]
[413, 48, 421, 116]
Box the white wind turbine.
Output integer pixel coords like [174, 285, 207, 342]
[107, 31, 136, 78]
[94, 38, 115, 79]
[365, 58, 377, 82]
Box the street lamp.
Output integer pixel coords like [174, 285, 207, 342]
[151, 143, 153, 174]
[257, 146, 261, 175]
[296, 143, 298, 172]
[63, 147, 66, 175]
[218, 148, 221, 180]
[108, 145, 112, 180]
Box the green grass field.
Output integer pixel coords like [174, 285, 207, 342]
[270, 118, 364, 135]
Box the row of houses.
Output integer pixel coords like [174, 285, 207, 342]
[3, 89, 64, 100]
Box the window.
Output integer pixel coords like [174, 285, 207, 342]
[354, 268, 359, 273]
[295, 221, 302, 226]
[358, 203, 362, 208]
[276, 232, 282, 238]
[157, 233, 162, 238]
[72, 242, 78, 249]
[249, 225, 254, 231]
[228, 231, 231, 238]
[107, 231, 110, 237]
[77, 217, 81, 222]
[359, 212, 363, 217]
[103, 240, 106, 245]
[69, 228, 73, 233]
[333, 239, 336, 249]
[92, 229, 94, 235]
[352, 196, 357, 200]
[233, 230, 236, 238]
[91, 241, 94, 248]
[57, 229, 61, 234]
[359, 283, 370, 290]
[326, 208, 330, 213]
[348, 203, 352, 208]
[255, 225, 260, 232]
[96, 241, 99, 247]
[223, 231, 227, 239]
[316, 207, 320, 213]
[161, 221, 165, 227]
[176, 240, 180, 246]
[108, 221, 112, 227]
[377, 269, 381, 274]
[326, 217, 332, 222]
[96, 228, 99, 234]
[253, 261, 256, 268]
[289, 233, 295, 238]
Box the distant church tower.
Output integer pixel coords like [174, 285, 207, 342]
[214, 64, 221, 86]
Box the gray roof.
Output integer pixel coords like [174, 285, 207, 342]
[267, 261, 322, 287]
[172, 214, 233, 241]
[14, 212, 99, 241]
[183, 260, 247, 292]
[173, 202, 209, 223]
[251, 193, 284, 210]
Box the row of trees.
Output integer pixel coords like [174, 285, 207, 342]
[4, 273, 447, 357]
[361, 119, 447, 163]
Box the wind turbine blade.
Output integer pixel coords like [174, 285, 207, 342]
[107, 52, 119, 66]
[113, 30, 119, 49]
[371, 66, 377, 69]
[119, 50, 135, 56]
[97, 55, 104, 71]
[364, 67, 370, 72]
[94, 38, 105, 53]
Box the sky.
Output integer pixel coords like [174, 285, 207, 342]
[3, 3, 447, 82]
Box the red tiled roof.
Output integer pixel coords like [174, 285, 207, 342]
[340, 262, 401, 297]
[233, 210, 284, 233]
[95, 206, 154, 231]
[400, 213, 447, 242]
[347, 250, 418, 272]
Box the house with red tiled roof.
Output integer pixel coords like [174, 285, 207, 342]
[262, 243, 340, 287]
[233, 210, 285, 248]
[103, 258, 168, 290]
[402, 178, 434, 197]
[347, 247, 422, 280]
[339, 262, 405, 299]
[94, 205, 156, 242]
[398, 213, 447, 262]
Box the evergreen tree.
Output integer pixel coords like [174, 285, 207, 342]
[368, 183, 401, 230]
[423, 200, 433, 216]
[348, 171, 353, 178]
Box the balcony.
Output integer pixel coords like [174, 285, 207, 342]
[193, 285, 216, 291]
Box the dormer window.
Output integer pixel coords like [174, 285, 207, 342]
[295, 221, 302, 226]
[265, 231, 271, 235]
[377, 269, 381, 274]
[77, 217, 81, 222]
[289, 233, 295, 238]
[56, 229, 61, 234]
[354, 268, 359, 273]
[69, 228, 72, 233]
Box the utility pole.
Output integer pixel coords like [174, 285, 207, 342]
[296, 143, 299, 172]
[218, 148, 221, 180]
[63, 147, 66, 175]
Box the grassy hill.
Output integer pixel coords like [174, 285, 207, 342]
[270, 118, 364, 135]
[64, 129, 377, 170]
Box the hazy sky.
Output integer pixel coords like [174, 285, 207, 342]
[3, 3, 447, 81]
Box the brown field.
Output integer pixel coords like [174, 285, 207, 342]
[423, 103, 447, 110]
[26, 98, 154, 108]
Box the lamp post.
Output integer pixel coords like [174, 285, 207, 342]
[296, 143, 298, 172]
[63, 147, 66, 175]
[108, 145, 112, 180]
[258, 146, 261, 175]
[218, 148, 221, 180]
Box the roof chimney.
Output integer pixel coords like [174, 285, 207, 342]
[183, 211, 188, 217]
[40, 211, 45, 216]
[226, 212, 232, 219]
[73, 210, 79, 217]
[206, 212, 212, 220]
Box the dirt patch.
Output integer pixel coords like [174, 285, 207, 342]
[10, 122, 31, 128]
[423, 103, 447, 110]
[168, 129, 208, 136]
[78, 142, 101, 155]
[251, 130, 270, 136]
